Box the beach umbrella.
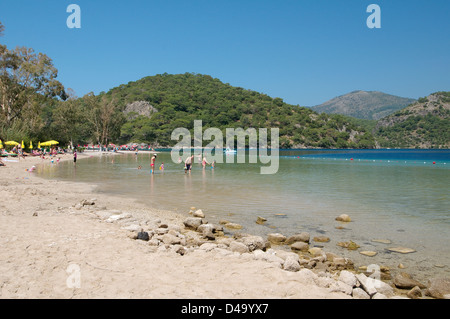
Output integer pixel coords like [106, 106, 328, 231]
[0, 140, 3, 149]
[21, 140, 25, 149]
[5, 141, 19, 146]
[29, 141, 33, 149]
[41, 140, 59, 146]
[38, 141, 41, 149]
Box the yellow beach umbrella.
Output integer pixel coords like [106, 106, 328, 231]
[21, 140, 25, 149]
[38, 141, 41, 149]
[29, 141, 33, 149]
[0, 140, 3, 149]
[41, 140, 59, 147]
[5, 141, 19, 146]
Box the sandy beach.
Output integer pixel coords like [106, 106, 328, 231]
[1, 151, 444, 300]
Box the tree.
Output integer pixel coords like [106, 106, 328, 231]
[0, 22, 66, 140]
[50, 97, 89, 147]
[84, 93, 125, 146]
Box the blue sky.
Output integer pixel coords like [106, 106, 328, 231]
[1, 0, 449, 106]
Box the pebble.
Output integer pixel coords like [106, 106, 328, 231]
[137, 230, 150, 241]
[387, 247, 416, 254]
[425, 277, 450, 299]
[267, 233, 286, 244]
[339, 270, 357, 287]
[183, 217, 203, 230]
[193, 209, 205, 218]
[256, 216, 267, 225]
[283, 256, 301, 272]
[335, 214, 351, 222]
[224, 222, 243, 230]
[352, 288, 370, 299]
[313, 236, 330, 243]
[407, 286, 422, 299]
[360, 251, 377, 257]
[308, 247, 323, 257]
[337, 240, 360, 250]
[393, 272, 426, 289]
[285, 232, 310, 245]
[229, 241, 249, 254]
[290, 241, 309, 252]
[372, 239, 391, 244]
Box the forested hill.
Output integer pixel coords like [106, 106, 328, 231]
[105, 73, 376, 148]
[375, 92, 450, 148]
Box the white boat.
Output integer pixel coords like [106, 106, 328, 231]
[224, 147, 237, 154]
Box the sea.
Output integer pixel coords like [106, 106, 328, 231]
[37, 149, 450, 283]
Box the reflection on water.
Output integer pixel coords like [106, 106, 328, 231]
[37, 149, 450, 281]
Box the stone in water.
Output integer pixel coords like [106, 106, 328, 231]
[387, 247, 416, 254]
[372, 239, 391, 244]
[360, 251, 377, 257]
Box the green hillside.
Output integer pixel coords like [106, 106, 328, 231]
[102, 73, 375, 149]
[375, 92, 450, 148]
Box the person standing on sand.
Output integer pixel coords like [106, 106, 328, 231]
[73, 149, 77, 165]
[150, 154, 157, 174]
[184, 155, 194, 174]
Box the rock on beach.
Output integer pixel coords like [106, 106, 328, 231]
[335, 214, 351, 222]
[393, 272, 426, 290]
[224, 222, 243, 230]
[267, 233, 286, 245]
[290, 241, 309, 252]
[183, 217, 203, 230]
[285, 232, 310, 245]
[192, 209, 205, 218]
[425, 277, 450, 299]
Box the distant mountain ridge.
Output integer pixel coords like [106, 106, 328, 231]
[311, 90, 416, 120]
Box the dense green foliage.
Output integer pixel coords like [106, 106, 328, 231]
[374, 92, 450, 148]
[0, 21, 67, 146]
[376, 113, 450, 148]
[102, 73, 375, 148]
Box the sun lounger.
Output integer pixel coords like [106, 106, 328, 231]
[1, 153, 18, 157]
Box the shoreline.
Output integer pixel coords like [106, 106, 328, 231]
[0, 151, 446, 298]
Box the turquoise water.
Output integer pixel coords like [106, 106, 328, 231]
[37, 149, 450, 282]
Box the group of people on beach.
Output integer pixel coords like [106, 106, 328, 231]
[1, 144, 33, 166]
[0, 145, 66, 167]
